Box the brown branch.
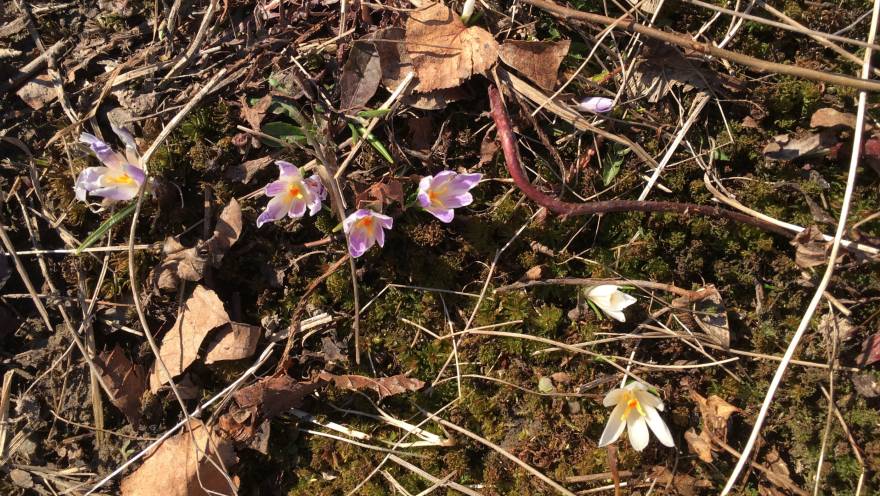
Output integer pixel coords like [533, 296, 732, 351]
[487, 85, 795, 239]
[516, 0, 880, 93]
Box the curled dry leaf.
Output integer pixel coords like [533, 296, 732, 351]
[225, 154, 275, 183]
[763, 130, 838, 162]
[810, 107, 864, 131]
[239, 94, 272, 131]
[120, 421, 238, 496]
[321, 336, 348, 362]
[758, 446, 798, 496]
[634, 466, 713, 496]
[340, 35, 382, 112]
[405, 3, 498, 93]
[151, 200, 242, 288]
[790, 225, 835, 268]
[690, 390, 742, 447]
[233, 373, 329, 418]
[691, 287, 730, 349]
[216, 404, 271, 454]
[317, 372, 425, 400]
[497, 40, 570, 92]
[96, 344, 147, 430]
[684, 427, 714, 463]
[204, 323, 261, 365]
[856, 332, 880, 368]
[150, 286, 231, 392]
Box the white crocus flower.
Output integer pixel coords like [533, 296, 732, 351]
[598, 382, 674, 451]
[461, 0, 475, 21]
[584, 285, 637, 322]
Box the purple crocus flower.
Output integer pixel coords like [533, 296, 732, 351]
[76, 124, 149, 202]
[342, 209, 393, 258]
[417, 171, 482, 222]
[579, 97, 615, 113]
[257, 161, 327, 228]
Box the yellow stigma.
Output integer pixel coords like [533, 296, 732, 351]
[428, 187, 448, 208]
[358, 216, 374, 235]
[620, 393, 646, 421]
[285, 184, 303, 203]
[106, 174, 134, 185]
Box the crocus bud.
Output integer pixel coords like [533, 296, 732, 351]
[579, 96, 615, 113]
[462, 0, 475, 21]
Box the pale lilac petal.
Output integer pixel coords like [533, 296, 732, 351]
[374, 220, 386, 247]
[277, 161, 301, 180]
[444, 192, 474, 209]
[450, 173, 482, 190]
[644, 406, 675, 447]
[372, 212, 393, 229]
[418, 191, 431, 208]
[111, 122, 140, 164]
[265, 180, 289, 197]
[580, 97, 614, 113]
[74, 167, 105, 202]
[418, 175, 434, 194]
[348, 226, 372, 258]
[433, 170, 457, 183]
[287, 196, 308, 218]
[598, 402, 627, 447]
[308, 196, 322, 216]
[257, 195, 291, 228]
[90, 185, 139, 201]
[305, 176, 327, 200]
[80, 132, 126, 169]
[627, 414, 650, 451]
[121, 163, 146, 185]
[343, 209, 369, 234]
[426, 205, 454, 223]
[603, 388, 625, 407]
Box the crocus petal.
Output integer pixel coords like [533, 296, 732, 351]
[586, 285, 619, 298]
[604, 309, 627, 322]
[418, 191, 431, 208]
[265, 180, 289, 197]
[375, 213, 393, 230]
[343, 209, 369, 233]
[603, 388, 625, 407]
[121, 163, 146, 185]
[257, 195, 291, 228]
[288, 196, 308, 218]
[347, 226, 372, 258]
[74, 167, 105, 202]
[305, 176, 327, 200]
[636, 390, 664, 411]
[627, 414, 650, 451]
[433, 170, 458, 183]
[611, 291, 638, 309]
[277, 161, 301, 180]
[90, 185, 139, 201]
[80, 132, 127, 169]
[111, 122, 140, 165]
[580, 97, 615, 113]
[426, 205, 455, 223]
[598, 402, 627, 447]
[374, 220, 386, 247]
[450, 173, 482, 190]
[643, 406, 675, 447]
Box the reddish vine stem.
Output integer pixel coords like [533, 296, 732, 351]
[487, 85, 795, 239]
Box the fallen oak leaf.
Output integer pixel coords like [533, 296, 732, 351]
[233, 373, 329, 418]
[150, 286, 231, 392]
[204, 323, 261, 365]
[497, 40, 570, 91]
[120, 420, 238, 496]
[317, 372, 424, 400]
[95, 344, 147, 430]
[405, 3, 498, 92]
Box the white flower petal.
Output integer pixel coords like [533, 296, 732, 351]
[603, 388, 625, 407]
[636, 390, 664, 411]
[604, 309, 627, 322]
[626, 414, 650, 451]
[644, 406, 675, 447]
[598, 403, 627, 447]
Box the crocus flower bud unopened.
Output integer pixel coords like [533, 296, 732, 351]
[579, 97, 615, 113]
[462, 0, 475, 21]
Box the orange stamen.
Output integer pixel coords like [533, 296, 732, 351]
[428, 187, 448, 208]
[106, 174, 134, 185]
[285, 183, 304, 203]
[359, 216, 374, 235]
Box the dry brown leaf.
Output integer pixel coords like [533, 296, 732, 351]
[233, 374, 329, 418]
[151, 200, 242, 288]
[551, 372, 571, 384]
[692, 287, 730, 349]
[340, 35, 382, 112]
[690, 390, 742, 446]
[810, 108, 861, 130]
[758, 446, 797, 496]
[120, 420, 238, 496]
[790, 225, 829, 268]
[150, 286, 231, 392]
[402, 86, 470, 110]
[96, 344, 147, 430]
[204, 323, 261, 364]
[405, 3, 498, 92]
[205, 199, 243, 267]
[626, 40, 744, 102]
[225, 155, 275, 183]
[239, 94, 272, 131]
[317, 372, 424, 400]
[478, 136, 499, 168]
[375, 27, 412, 90]
[17, 75, 57, 110]
[497, 40, 570, 91]
[216, 404, 271, 454]
[684, 427, 713, 463]
[635, 466, 713, 496]
[321, 336, 348, 362]
[763, 130, 838, 162]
